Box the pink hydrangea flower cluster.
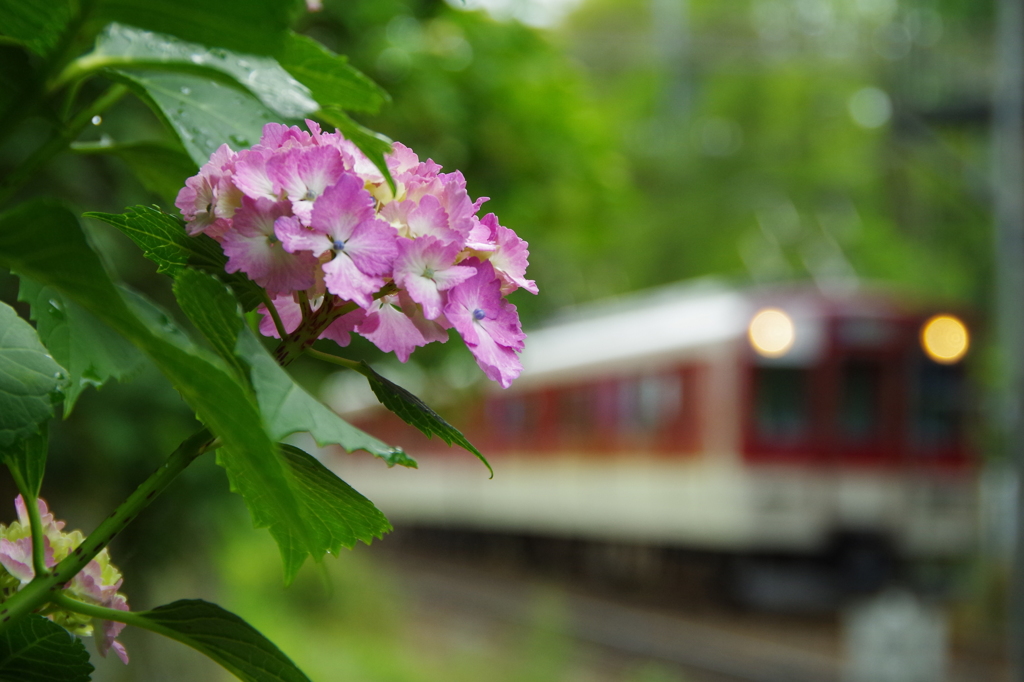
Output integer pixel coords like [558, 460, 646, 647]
[176, 121, 536, 387]
[0, 497, 129, 663]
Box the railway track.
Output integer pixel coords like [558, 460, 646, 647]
[383, 550, 841, 682]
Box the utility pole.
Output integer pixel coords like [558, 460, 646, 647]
[993, 0, 1024, 678]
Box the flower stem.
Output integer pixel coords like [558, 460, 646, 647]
[8, 466, 49, 579]
[52, 593, 139, 626]
[0, 429, 215, 634]
[304, 348, 362, 373]
[258, 290, 288, 339]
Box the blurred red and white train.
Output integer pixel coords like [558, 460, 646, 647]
[328, 280, 977, 580]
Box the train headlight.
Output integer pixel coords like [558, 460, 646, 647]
[920, 314, 969, 364]
[749, 308, 795, 358]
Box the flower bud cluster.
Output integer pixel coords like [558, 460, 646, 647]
[176, 121, 536, 387]
[0, 497, 129, 663]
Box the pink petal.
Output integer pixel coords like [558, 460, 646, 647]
[320, 308, 367, 347]
[233, 149, 279, 201]
[322, 253, 384, 309]
[357, 297, 428, 362]
[310, 173, 377, 242]
[275, 215, 332, 257]
[258, 295, 303, 338]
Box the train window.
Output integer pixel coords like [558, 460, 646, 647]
[839, 360, 882, 443]
[754, 367, 810, 444]
[558, 385, 594, 446]
[910, 362, 964, 454]
[487, 394, 541, 447]
[617, 374, 682, 436]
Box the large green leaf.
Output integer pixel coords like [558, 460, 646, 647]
[281, 444, 391, 552]
[171, 267, 413, 467]
[18, 278, 144, 412]
[276, 32, 388, 114]
[0, 301, 65, 449]
[1, 429, 46, 500]
[110, 69, 283, 166]
[0, 0, 72, 57]
[134, 599, 311, 682]
[237, 332, 415, 468]
[94, 0, 303, 57]
[85, 24, 316, 119]
[85, 206, 263, 311]
[355, 361, 491, 476]
[0, 200, 316, 580]
[172, 269, 248, 381]
[71, 140, 198, 205]
[0, 614, 93, 682]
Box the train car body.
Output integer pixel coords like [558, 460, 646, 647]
[328, 280, 977, 565]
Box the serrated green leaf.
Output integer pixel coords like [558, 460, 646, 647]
[0, 429, 46, 499]
[237, 332, 414, 468]
[134, 599, 310, 682]
[281, 444, 391, 551]
[277, 32, 388, 114]
[72, 141, 198, 205]
[85, 206, 263, 311]
[0, 0, 72, 57]
[317, 108, 395, 194]
[0, 199, 316, 581]
[172, 269, 248, 381]
[0, 301, 65, 449]
[356, 361, 491, 476]
[109, 69, 283, 167]
[95, 0, 303, 57]
[85, 24, 317, 119]
[0, 614, 93, 682]
[17, 278, 144, 412]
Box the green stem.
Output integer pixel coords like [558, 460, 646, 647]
[272, 282, 397, 367]
[0, 429, 215, 634]
[305, 348, 362, 372]
[258, 290, 288, 339]
[7, 467, 48, 579]
[24, 491, 47, 580]
[0, 84, 128, 208]
[52, 593, 142, 627]
[297, 290, 312, 322]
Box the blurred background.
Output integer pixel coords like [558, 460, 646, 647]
[0, 0, 1013, 679]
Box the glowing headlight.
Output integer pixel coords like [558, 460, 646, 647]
[921, 314, 969, 364]
[749, 308, 795, 358]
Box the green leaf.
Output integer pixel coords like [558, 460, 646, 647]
[0, 614, 93, 682]
[0, 0, 72, 57]
[17, 278, 144, 412]
[0, 199, 316, 580]
[85, 206, 263, 311]
[109, 69, 283, 166]
[236, 332, 415, 468]
[281, 444, 391, 552]
[356, 361, 492, 476]
[276, 32, 388, 114]
[134, 599, 311, 682]
[0, 301, 65, 449]
[95, 0, 303, 57]
[1, 429, 47, 499]
[317, 108, 395, 194]
[172, 269, 248, 381]
[86, 24, 316, 119]
[71, 141, 198, 205]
